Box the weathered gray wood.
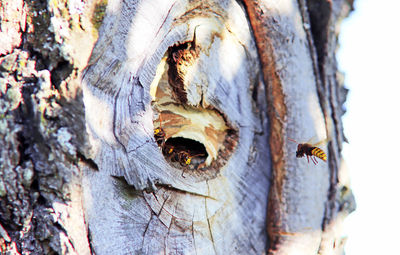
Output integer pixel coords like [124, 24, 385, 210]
[1, 0, 354, 254]
[243, 0, 355, 254]
[262, 1, 329, 253]
[82, 0, 270, 254]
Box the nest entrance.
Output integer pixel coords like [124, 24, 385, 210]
[163, 137, 208, 169]
[150, 41, 238, 176]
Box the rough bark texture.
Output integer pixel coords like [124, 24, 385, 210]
[1, 0, 355, 254]
[0, 0, 102, 253]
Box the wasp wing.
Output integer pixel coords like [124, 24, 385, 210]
[306, 136, 330, 147]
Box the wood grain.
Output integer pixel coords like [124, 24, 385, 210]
[82, 0, 269, 254]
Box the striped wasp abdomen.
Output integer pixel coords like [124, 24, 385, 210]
[289, 138, 327, 165]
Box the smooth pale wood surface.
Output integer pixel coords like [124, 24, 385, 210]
[242, 0, 354, 254]
[82, 0, 270, 254]
[268, 1, 329, 253]
[243, 0, 328, 254]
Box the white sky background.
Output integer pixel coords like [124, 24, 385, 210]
[338, 0, 400, 254]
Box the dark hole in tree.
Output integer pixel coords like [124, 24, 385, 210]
[50, 60, 74, 89]
[37, 194, 47, 205]
[163, 137, 208, 168]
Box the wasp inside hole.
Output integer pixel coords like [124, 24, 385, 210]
[153, 115, 208, 177]
[288, 137, 327, 165]
[163, 138, 207, 177]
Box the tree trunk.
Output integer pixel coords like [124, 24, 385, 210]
[0, 0, 355, 254]
[0, 0, 100, 253]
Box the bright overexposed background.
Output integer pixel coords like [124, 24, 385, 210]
[338, 0, 400, 254]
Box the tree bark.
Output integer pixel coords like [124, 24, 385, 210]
[0, 0, 101, 253]
[0, 0, 355, 254]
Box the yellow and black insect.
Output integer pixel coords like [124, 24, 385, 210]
[288, 138, 327, 165]
[154, 113, 206, 176]
[162, 144, 174, 155]
[154, 114, 166, 147]
[163, 146, 204, 177]
[177, 151, 192, 166]
[176, 150, 204, 177]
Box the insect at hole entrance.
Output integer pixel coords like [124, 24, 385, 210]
[150, 37, 239, 176]
[162, 137, 208, 170]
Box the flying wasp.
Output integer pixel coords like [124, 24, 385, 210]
[288, 138, 327, 165]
